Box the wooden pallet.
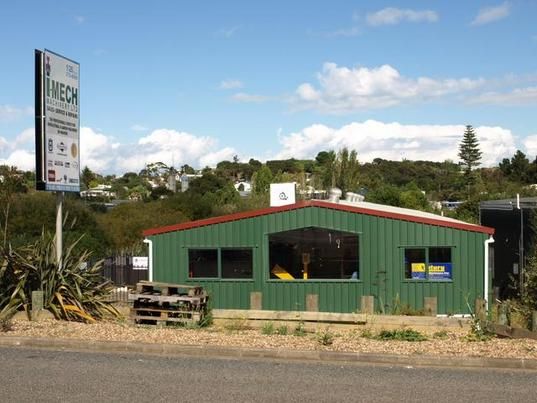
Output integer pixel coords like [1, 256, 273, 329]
[130, 307, 201, 326]
[129, 281, 208, 327]
[135, 280, 205, 297]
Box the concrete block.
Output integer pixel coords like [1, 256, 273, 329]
[250, 292, 262, 310]
[361, 296, 374, 314]
[306, 294, 318, 312]
[424, 297, 437, 316]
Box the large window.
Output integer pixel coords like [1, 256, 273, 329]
[188, 248, 253, 279]
[269, 227, 359, 280]
[222, 249, 253, 279]
[404, 247, 452, 281]
[189, 249, 218, 278]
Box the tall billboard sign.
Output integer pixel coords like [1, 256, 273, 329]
[35, 49, 80, 192]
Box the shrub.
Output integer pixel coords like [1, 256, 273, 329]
[261, 321, 275, 335]
[316, 327, 334, 346]
[375, 328, 427, 342]
[293, 321, 306, 336]
[276, 325, 288, 335]
[0, 231, 119, 322]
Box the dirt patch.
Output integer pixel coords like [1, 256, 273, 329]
[4, 319, 537, 360]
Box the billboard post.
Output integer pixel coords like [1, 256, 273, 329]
[35, 49, 80, 265]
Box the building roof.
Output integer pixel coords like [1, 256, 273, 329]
[143, 199, 495, 237]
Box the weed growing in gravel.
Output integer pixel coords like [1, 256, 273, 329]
[293, 321, 307, 336]
[261, 322, 275, 335]
[224, 317, 248, 332]
[0, 316, 13, 332]
[359, 327, 374, 339]
[316, 327, 334, 346]
[375, 328, 428, 342]
[433, 330, 449, 340]
[276, 325, 288, 335]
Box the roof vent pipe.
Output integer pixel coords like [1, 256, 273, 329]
[328, 187, 342, 203]
[345, 192, 364, 203]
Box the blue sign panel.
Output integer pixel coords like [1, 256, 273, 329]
[428, 262, 452, 281]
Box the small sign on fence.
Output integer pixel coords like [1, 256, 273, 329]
[133, 256, 149, 270]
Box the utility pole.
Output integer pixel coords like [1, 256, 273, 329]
[56, 192, 63, 266]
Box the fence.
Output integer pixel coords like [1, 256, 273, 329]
[102, 255, 148, 286]
[102, 255, 148, 303]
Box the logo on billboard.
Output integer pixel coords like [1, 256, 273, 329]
[56, 141, 67, 153]
[47, 170, 56, 182]
[48, 138, 53, 152]
[45, 55, 51, 76]
[71, 143, 78, 158]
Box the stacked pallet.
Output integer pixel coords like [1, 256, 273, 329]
[128, 281, 208, 326]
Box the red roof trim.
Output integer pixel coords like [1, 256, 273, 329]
[142, 200, 495, 237]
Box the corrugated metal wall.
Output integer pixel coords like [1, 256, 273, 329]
[150, 206, 489, 314]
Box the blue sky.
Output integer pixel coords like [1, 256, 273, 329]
[1, 1, 536, 174]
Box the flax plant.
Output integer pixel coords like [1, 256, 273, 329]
[0, 231, 119, 322]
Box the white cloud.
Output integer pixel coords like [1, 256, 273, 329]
[232, 92, 270, 103]
[471, 2, 510, 26]
[199, 147, 237, 167]
[220, 80, 243, 90]
[0, 149, 35, 171]
[130, 124, 148, 132]
[80, 127, 120, 173]
[74, 16, 85, 24]
[0, 105, 33, 122]
[13, 128, 35, 148]
[522, 135, 537, 157]
[468, 86, 537, 105]
[275, 120, 516, 167]
[366, 8, 438, 26]
[293, 63, 484, 113]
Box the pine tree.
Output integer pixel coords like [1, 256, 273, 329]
[458, 125, 482, 176]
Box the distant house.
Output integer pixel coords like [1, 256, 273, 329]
[180, 173, 203, 192]
[80, 184, 116, 199]
[234, 181, 252, 197]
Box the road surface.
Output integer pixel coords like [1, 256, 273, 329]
[0, 346, 534, 402]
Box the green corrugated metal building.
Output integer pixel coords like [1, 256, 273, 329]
[143, 200, 495, 314]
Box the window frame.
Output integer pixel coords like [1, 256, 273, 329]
[402, 246, 453, 282]
[187, 247, 254, 281]
[265, 227, 362, 282]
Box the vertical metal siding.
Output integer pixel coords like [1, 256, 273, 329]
[149, 206, 488, 314]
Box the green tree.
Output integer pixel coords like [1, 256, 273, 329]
[458, 125, 482, 196]
[314, 150, 336, 190]
[81, 166, 97, 190]
[334, 148, 360, 194]
[458, 125, 482, 177]
[252, 165, 273, 195]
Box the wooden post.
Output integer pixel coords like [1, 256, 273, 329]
[305, 294, 318, 312]
[361, 295, 374, 314]
[31, 290, 44, 321]
[532, 311, 537, 332]
[424, 297, 437, 316]
[475, 298, 486, 322]
[250, 292, 262, 310]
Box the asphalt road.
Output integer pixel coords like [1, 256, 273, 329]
[0, 346, 535, 402]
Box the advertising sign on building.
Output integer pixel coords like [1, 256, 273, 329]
[428, 262, 452, 281]
[35, 49, 80, 192]
[411, 262, 426, 280]
[132, 256, 149, 270]
[270, 182, 296, 207]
